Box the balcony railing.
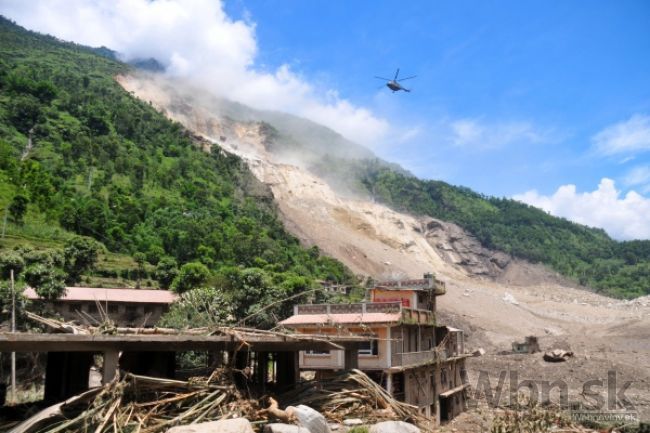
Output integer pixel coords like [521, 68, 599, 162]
[391, 349, 437, 367]
[390, 332, 463, 367]
[295, 302, 401, 315]
[294, 302, 435, 325]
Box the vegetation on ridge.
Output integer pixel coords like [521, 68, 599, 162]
[311, 157, 650, 299]
[0, 17, 356, 329]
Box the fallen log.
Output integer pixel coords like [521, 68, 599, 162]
[9, 387, 102, 433]
[260, 397, 297, 423]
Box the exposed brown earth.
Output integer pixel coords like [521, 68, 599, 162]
[118, 73, 650, 422]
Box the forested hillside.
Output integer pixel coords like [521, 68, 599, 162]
[311, 157, 650, 298]
[0, 17, 355, 327]
[2, 15, 647, 307]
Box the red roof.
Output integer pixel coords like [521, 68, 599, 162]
[279, 312, 401, 326]
[23, 287, 178, 304]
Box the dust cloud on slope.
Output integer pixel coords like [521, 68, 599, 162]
[118, 73, 650, 420]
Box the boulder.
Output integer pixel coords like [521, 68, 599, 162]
[343, 418, 364, 426]
[166, 418, 254, 433]
[543, 349, 574, 362]
[263, 424, 311, 433]
[472, 348, 486, 357]
[286, 405, 331, 433]
[369, 421, 421, 433]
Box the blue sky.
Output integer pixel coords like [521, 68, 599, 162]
[1, 0, 649, 239]
[223, 0, 650, 196]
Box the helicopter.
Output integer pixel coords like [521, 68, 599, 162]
[375, 68, 416, 92]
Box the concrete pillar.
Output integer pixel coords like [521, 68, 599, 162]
[343, 343, 359, 370]
[102, 350, 120, 384]
[44, 352, 94, 402]
[385, 372, 393, 395]
[255, 352, 269, 389]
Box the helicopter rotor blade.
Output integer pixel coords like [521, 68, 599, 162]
[394, 68, 400, 80]
[374, 76, 392, 81]
[397, 75, 417, 82]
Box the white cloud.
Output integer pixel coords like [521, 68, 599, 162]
[397, 126, 422, 143]
[514, 178, 650, 240]
[448, 118, 545, 149]
[623, 165, 650, 186]
[0, 0, 389, 146]
[623, 165, 650, 194]
[592, 114, 650, 156]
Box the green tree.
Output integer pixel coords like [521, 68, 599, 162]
[146, 245, 165, 265]
[8, 194, 29, 225]
[171, 262, 210, 293]
[134, 252, 146, 288]
[159, 287, 233, 329]
[0, 251, 25, 279]
[155, 257, 178, 289]
[63, 236, 101, 284]
[24, 263, 66, 300]
[8, 94, 41, 133]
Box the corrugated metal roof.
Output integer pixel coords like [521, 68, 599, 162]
[23, 287, 178, 304]
[279, 312, 401, 326]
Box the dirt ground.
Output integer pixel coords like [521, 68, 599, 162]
[119, 73, 650, 424]
[439, 280, 650, 422]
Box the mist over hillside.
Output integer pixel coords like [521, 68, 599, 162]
[120, 70, 650, 299]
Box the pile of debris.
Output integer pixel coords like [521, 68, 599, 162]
[13, 369, 257, 433]
[10, 367, 429, 433]
[281, 370, 430, 427]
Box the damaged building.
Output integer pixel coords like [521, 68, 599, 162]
[279, 272, 470, 425]
[23, 287, 178, 327]
[511, 336, 541, 354]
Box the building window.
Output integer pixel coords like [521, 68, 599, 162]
[359, 340, 378, 356]
[107, 304, 119, 315]
[87, 304, 98, 314]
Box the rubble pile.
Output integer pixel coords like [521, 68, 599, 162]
[10, 368, 430, 433]
[281, 370, 430, 428]
[13, 370, 258, 433]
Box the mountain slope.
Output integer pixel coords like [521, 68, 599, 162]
[309, 158, 650, 298]
[118, 74, 567, 285]
[120, 72, 649, 299]
[0, 17, 355, 302]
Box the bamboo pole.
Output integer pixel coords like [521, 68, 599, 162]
[11, 269, 16, 404]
